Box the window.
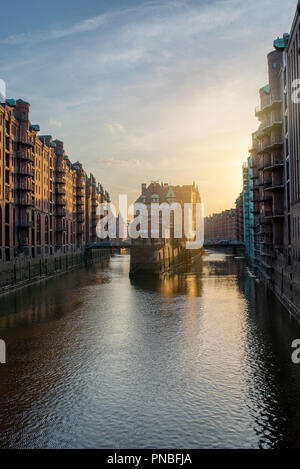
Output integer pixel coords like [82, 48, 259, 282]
[45, 215, 49, 245]
[37, 213, 41, 245]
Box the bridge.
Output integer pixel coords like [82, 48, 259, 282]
[203, 239, 245, 247]
[85, 240, 132, 250]
[86, 239, 244, 250]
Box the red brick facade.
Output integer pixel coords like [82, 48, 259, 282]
[205, 209, 238, 241]
[0, 99, 109, 262]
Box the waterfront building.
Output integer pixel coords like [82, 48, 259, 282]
[204, 209, 238, 241]
[235, 193, 244, 243]
[130, 181, 201, 274]
[243, 157, 254, 259]
[244, 2, 300, 318]
[0, 98, 110, 262]
[281, 1, 300, 312]
[250, 37, 287, 281]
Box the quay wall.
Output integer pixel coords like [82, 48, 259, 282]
[0, 248, 110, 295]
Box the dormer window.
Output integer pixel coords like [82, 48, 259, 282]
[151, 194, 159, 203]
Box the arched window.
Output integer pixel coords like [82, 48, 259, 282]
[45, 215, 49, 244]
[37, 213, 41, 245]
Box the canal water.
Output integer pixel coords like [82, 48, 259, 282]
[0, 250, 300, 449]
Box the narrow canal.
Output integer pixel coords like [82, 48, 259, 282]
[0, 250, 300, 449]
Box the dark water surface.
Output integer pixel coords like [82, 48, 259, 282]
[0, 251, 300, 449]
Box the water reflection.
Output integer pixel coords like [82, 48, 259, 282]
[0, 252, 299, 448]
[238, 274, 300, 449]
[0, 260, 110, 330]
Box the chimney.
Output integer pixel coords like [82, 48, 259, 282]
[141, 183, 146, 194]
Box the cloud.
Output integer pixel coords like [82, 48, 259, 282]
[0, 0, 296, 214]
[0, 0, 244, 48]
[107, 123, 125, 135]
[49, 119, 62, 128]
[101, 158, 141, 168]
[0, 13, 108, 45]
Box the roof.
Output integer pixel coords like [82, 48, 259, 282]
[6, 99, 16, 107]
[273, 34, 289, 51]
[135, 181, 201, 205]
[30, 124, 40, 132]
[166, 187, 175, 198]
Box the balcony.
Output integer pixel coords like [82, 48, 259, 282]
[16, 150, 34, 162]
[17, 135, 34, 146]
[264, 209, 284, 218]
[257, 160, 267, 170]
[56, 176, 66, 184]
[257, 136, 283, 154]
[56, 167, 65, 174]
[16, 196, 33, 206]
[259, 196, 272, 203]
[261, 216, 272, 224]
[17, 220, 33, 229]
[55, 197, 66, 206]
[14, 181, 34, 192]
[258, 118, 283, 138]
[262, 240, 273, 245]
[16, 167, 34, 177]
[263, 160, 284, 171]
[55, 188, 66, 196]
[264, 181, 285, 191]
[255, 94, 282, 117]
[56, 207, 66, 217]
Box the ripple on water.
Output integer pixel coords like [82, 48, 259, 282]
[0, 253, 299, 448]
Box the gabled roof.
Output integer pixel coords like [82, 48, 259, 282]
[166, 187, 175, 198]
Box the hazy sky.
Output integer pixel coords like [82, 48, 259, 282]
[0, 0, 297, 214]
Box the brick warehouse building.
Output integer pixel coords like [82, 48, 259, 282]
[242, 1, 300, 320]
[0, 98, 110, 262]
[204, 208, 238, 241]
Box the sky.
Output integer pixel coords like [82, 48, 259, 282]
[0, 0, 297, 215]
